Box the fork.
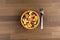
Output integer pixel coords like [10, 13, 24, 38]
[40, 8, 44, 30]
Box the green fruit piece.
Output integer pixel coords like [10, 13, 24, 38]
[30, 15, 33, 17]
[31, 12, 35, 15]
[24, 19, 27, 24]
[35, 16, 38, 22]
[22, 19, 27, 24]
[29, 12, 33, 18]
[27, 23, 32, 28]
[32, 23, 34, 27]
[22, 19, 25, 23]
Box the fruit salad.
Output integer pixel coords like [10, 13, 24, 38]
[21, 10, 40, 29]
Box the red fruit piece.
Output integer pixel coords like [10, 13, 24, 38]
[35, 13, 37, 16]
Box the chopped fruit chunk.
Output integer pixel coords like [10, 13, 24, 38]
[27, 23, 32, 28]
[34, 22, 36, 24]
[25, 14, 29, 18]
[35, 16, 38, 22]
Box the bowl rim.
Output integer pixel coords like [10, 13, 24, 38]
[21, 10, 40, 29]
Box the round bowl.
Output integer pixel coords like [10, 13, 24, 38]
[21, 10, 40, 29]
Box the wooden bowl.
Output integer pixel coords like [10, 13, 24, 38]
[21, 10, 40, 29]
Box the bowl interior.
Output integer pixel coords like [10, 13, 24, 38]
[21, 10, 40, 29]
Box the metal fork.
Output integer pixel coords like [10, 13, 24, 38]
[40, 8, 44, 30]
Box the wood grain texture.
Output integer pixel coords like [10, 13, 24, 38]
[0, 0, 60, 40]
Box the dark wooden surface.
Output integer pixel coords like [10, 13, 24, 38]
[0, 0, 60, 40]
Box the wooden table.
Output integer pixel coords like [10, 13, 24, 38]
[0, 0, 60, 40]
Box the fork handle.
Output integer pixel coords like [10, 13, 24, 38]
[41, 15, 43, 29]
